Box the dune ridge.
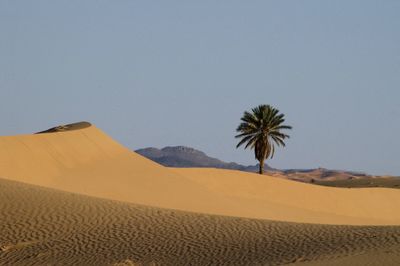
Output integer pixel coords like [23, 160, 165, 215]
[1, 123, 400, 225]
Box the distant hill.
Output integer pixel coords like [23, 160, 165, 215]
[136, 146, 394, 182]
[276, 168, 372, 182]
[135, 146, 274, 171]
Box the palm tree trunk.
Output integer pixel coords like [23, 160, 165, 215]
[259, 159, 265, 174]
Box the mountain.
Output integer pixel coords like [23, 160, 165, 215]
[135, 146, 391, 182]
[135, 146, 272, 171]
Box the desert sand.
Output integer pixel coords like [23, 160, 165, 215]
[172, 168, 400, 225]
[1, 122, 400, 265]
[1, 178, 400, 265]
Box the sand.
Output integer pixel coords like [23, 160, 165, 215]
[1, 123, 400, 225]
[1, 122, 400, 265]
[1, 178, 400, 266]
[173, 168, 400, 225]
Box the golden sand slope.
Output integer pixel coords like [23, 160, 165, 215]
[0, 123, 235, 215]
[1, 122, 400, 225]
[174, 168, 400, 225]
[1, 178, 400, 266]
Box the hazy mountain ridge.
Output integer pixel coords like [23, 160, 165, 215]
[136, 146, 392, 181]
[135, 146, 261, 171]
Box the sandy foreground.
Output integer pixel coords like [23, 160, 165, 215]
[1, 178, 400, 265]
[1, 123, 400, 265]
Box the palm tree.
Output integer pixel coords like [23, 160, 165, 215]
[235, 104, 292, 174]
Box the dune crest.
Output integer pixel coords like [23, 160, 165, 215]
[1, 123, 400, 225]
[35, 121, 92, 134]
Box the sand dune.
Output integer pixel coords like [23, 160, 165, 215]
[173, 168, 400, 225]
[2, 122, 400, 265]
[0, 123, 236, 216]
[1, 178, 400, 266]
[1, 122, 400, 225]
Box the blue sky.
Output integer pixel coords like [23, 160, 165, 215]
[1, 1, 399, 175]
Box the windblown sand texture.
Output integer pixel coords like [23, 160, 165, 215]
[1, 179, 400, 265]
[1, 122, 400, 265]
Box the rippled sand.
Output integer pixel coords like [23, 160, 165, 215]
[1, 178, 400, 266]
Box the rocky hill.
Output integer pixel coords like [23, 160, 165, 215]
[135, 146, 274, 171]
[136, 146, 390, 182]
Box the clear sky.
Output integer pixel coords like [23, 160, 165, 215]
[1, 1, 399, 175]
